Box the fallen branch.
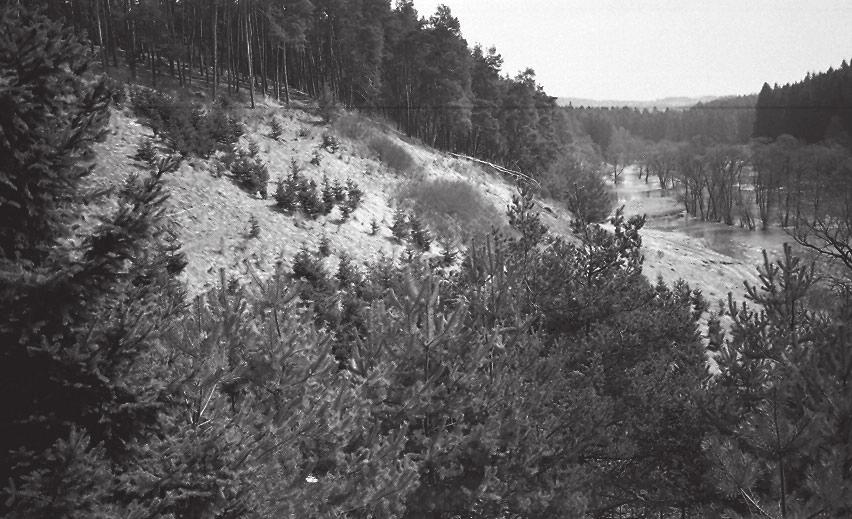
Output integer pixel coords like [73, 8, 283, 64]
[449, 152, 540, 189]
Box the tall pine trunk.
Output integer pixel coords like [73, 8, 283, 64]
[212, 0, 218, 97]
[282, 44, 290, 106]
[94, 0, 108, 70]
[245, 0, 255, 108]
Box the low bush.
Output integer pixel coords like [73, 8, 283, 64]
[228, 142, 269, 197]
[133, 139, 159, 165]
[396, 178, 503, 244]
[369, 134, 415, 173]
[332, 112, 374, 141]
[279, 169, 362, 220]
[322, 132, 340, 152]
[291, 247, 327, 288]
[129, 85, 242, 158]
[562, 168, 615, 225]
[104, 76, 127, 107]
[269, 117, 283, 140]
[318, 234, 331, 257]
[409, 212, 432, 251]
[247, 214, 261, 238]
[297, 179, 323, 218]
[390, 207, 410, 242]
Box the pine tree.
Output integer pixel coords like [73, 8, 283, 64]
[0, 6, 186, 513]
[707, 245, 852, 517]
[409, 212, 432, 251]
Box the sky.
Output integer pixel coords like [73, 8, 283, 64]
[410, 0, 852, 101]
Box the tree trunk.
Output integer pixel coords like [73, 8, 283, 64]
[274, 46, 280, 102]
[94, 0, 108, 71]
[245, 0, 255, 108]
[282, 44, 291, 106]
[212, 0, 218, 97]
[125, 0, 136, 79]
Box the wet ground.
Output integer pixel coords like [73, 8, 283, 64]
[612, 166, 793, 303]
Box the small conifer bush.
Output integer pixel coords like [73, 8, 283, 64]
[297, 179, 323, 218]
[409, 212, 432, 251]
[390, 208, 410, 242]
[322, 132, 340, 152]
[269, 117, 283, 140]
[247, 214, 261, 238]
[134, 139, 159, 165]
[318, 234, 332, 257]
[230, 142, 269, 197]
[345, 178, 363, 212]
[321, 175, 336, 215]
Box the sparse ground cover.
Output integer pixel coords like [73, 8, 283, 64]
[89, 96, 775, 305]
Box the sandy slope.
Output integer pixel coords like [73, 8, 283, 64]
[89, 99, 769, 305]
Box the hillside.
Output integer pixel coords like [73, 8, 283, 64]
[89, 93, 760, 303]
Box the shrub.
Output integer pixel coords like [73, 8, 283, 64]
[332, 179, 346, 203]
[322, 132, 340, 152]
[440, 245, 458, 266]
[563, 167, 615, 225]
[396, 178, 503, 244]
[133, 139, 159, 165]
[318, 234, 331, 257]
[321, 175, 336, 215]
[390, 208, 410, 242]
[297, 179, 323, 218]
[370, 218, 380, 235]
[275, 176, 298, 211]
[105, 76, 127, 107]
[291, 247, 327, 287]
[335, 252, 361, 287]
[128, 85, 242, 158]
[230, 143, 269, 197]
[345, 178, 363, 211]
[310, 150, 322, 166]
[409, 212, 432, 251]
[247, 214, 261, 238]
[269, 117, 283, 140]
[332, 112, 374, 141]
[339, 203, 352, 222]
[369, 134, 414, 173]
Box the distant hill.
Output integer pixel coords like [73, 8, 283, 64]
[695, 94, 758, 109]
[557, 96, 721, 110]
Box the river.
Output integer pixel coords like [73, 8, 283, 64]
[611, 166, 794, 302]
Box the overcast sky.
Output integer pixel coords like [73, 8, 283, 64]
[410, 0, 852, 101]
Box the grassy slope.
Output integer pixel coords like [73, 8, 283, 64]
[89, 94, 757, 302]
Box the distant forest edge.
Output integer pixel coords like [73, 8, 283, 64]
[754, 63, 852, 144]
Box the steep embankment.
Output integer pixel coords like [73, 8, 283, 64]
[90, 97, 764, 303]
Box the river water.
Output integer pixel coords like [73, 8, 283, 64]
[612, 166, 791, 265]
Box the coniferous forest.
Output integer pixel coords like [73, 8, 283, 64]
[2, 2, 852, 518]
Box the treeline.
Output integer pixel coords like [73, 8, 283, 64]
[4, 6, 852, 518]
[33, 0, 568, 175]
[564, 94, 756, 148]
[755, 61, 852, 144]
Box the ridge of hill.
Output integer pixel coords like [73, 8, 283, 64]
[89, 93, 758, 302]
[557, 95, 721, 109]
